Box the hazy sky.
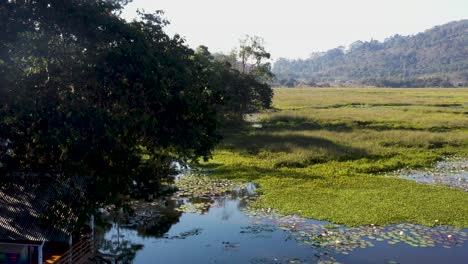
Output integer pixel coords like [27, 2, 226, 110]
[121, 0, 467, 59]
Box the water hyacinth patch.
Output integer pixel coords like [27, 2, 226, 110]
[173, 174, 468, 256]
[175, 174, 248, 198]
[241, 206, 468, 256]
[174, 202, 211, 214]
[205, 88, 468, 228]
[106, 172, 467, 263]
[173, 175, 249, 213]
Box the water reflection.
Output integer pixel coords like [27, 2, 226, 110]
[119, 199, 183, 237]
[99, 230, 144, 264]
[98, 178, 468, 264]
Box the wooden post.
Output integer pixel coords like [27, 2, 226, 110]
[90, 215, 95, 237]
[90, 215, 95, 256]
[38, 241, 44, 264]
[68, 235, 72, 264]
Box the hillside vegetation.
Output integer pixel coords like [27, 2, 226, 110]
[273, 20, 468, 87]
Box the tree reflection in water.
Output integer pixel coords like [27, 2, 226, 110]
[97, 198, 183, 263]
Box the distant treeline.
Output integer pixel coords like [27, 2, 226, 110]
[273, 20, 468, 87]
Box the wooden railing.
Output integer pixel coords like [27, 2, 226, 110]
[53, 235, 94, 264]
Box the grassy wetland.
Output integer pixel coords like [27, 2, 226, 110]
[203, 87, 468, 227]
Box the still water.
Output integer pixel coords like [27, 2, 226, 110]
[99, 181, 468, 264]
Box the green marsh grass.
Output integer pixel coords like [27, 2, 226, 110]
[203, 88, 468, 227]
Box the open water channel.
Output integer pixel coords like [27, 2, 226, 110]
[98, 160, 468, 264]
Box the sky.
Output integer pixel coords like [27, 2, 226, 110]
[121, 0, 467, 60]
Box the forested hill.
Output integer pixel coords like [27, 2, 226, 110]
[273, 20, 468, 87]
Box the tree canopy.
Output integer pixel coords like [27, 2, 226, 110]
[0, 0, 273, 223]
[211, 35, 274, 119]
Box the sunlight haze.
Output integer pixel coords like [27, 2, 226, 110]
[121, 0, 467, 59]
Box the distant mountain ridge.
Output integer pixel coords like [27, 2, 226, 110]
[273, 20, 468, 87]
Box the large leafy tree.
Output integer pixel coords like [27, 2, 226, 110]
[238, 35, 274, 82]
[0, 0, 221, 221]
[203, 35, 274, 120]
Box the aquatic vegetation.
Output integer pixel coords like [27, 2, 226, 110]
[175, 174, 247, 198]
[175, 201, 211, 214]
[241, 206, 467, 257]
[390, 157, 468, 191]
[242, 207, 285, 220]
[203, 88, 468, 227]
[250, 257, 318, 264]
[173, 175, 249, 214]
[366, 224, 467, 248]
[124, 172, 468, 258]
[101, 166, 468, 264]
[240, 224, 277, 234]
[222, 241, 240, 251]
[164, 228, 203, 239]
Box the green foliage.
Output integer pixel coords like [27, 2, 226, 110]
[202, 88, 468, 227]
[196, 42, 274, 120]
[0, 0, 224, 221]
[273, 20, 468, 87]
[238, 35, 274, 82]
[175, 174, 247, 198]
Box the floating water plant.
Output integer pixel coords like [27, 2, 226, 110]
[175, 202, 211, 214]
[164, 228, 203, 240]
[175, 175, 248, 198]
[241, 206, 468, 256]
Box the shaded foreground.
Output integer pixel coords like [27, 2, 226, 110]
[204, 88, 468, 226]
